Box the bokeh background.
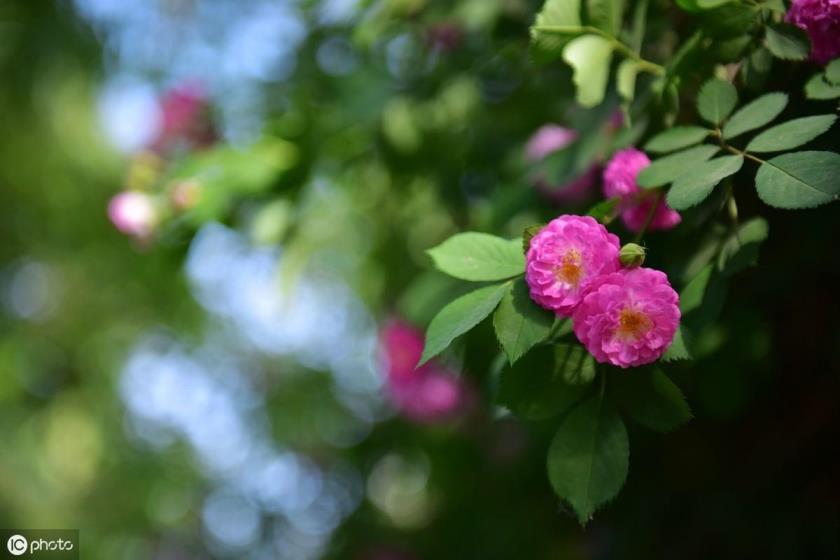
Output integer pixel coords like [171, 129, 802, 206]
[1, 0, 839, 558]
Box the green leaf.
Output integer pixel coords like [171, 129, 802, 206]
[754, 151, 840, 209]
[666, 155, 743, 210]
[805, 73, 840, 100]
[722, 92, 788, 140]
[644, 126, 710, 154]
[697, 0, 732, 7]
[586, 196, 621, 222]
[717, 217, 769, 276]
[547, 393, 629, 524]
[616, 59, 640, 101]
[419, 282, 510, 365]
[530, 0, 584, 62]
[427, 233, 525, 281]
[826, 58, 840, 84]
[680, 264, 713, 316]
[498, 345, 589, 420]
[697, 78, 738, 125]
[746, 115, 837, 153]
[562, 34, 614, 108]
[742, 47, 773, 92]
[679, 264, 727, 333]
[611, 368, 692, 432]
[522, 224, 546, 254]
[493, 279, 554, 364]
[662, 325, 691, 361]
[586, 0, 625, 36]
[637, 145, 720, 188]
[765, 23, 810, 61]
[556, 343, 597, 385]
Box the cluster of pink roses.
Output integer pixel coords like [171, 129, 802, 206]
[525, 215, 680, 368]
[379, 319, 470, 423]
[108, 83, 214, 240]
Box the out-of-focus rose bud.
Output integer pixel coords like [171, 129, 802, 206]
[108, 191, 158, 238]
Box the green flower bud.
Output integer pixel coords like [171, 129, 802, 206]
[619, 243, 646, 268]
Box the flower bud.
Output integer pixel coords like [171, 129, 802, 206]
[619, 243, 646, 268]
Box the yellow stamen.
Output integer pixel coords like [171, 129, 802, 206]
[554, 249, 583, 287]
[616, 308, 653, 340]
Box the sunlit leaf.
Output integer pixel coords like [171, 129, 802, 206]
[419, 282, 510, 365]
[562, 35, 614, 108]
[587, 0, 625, 36]
[617, 59, 640, 102]
[530, 0, 584, 62]
[427, 233, 525, 281]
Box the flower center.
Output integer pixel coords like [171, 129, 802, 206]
[615, 308, 653, 341]
[553, 249, 583, 287]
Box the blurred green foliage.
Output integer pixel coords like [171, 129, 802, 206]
[0, 0, 839, 559]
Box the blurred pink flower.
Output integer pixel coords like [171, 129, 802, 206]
[107, 191, 157, 237]
[572, 267, 680, 368]
[525, 125, 598, 203]
[150, 83, 216, 153]
[786, 0, 840, 65]
[427, 22, 464, 53]
[379, 320, 468, 423]
[525, 125, 577, 161]
[525, 215, 620, 316]
[603, 148, 681, 232]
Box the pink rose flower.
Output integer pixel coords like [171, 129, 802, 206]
[150, 83, 216, 153]
[786, 0, 840, 65]
[107, 191, 157, 237]
[379, 320, 468, 423]
[526, 125, 598, 203]
[572, 267, 680, 368]
[525, 125, 577, 161]
[525, 215, 621, 316]
[602, 148, 681, 232]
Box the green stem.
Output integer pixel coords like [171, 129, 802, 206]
[533, 25, 665, 75]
